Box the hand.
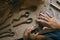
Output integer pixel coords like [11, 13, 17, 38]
[36, 12, 60, 29]
[23, 26, 53, 40]
[23, 26, 36, 40]
[23, 26, 54, 40]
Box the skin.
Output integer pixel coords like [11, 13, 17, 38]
[23, 26, 54, 40]
[23, 12, 60, 40]
[23, 0, 60, 39]
[37, 12, 60, 29]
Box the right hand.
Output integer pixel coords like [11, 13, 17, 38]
[36, 12, 60, 29]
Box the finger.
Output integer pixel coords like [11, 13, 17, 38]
[32, 33, 39, 36]
[46, 11, 53, 18]
[36, 19, 48, 24]
[36, 19, 52, 28]
[39, 13, 49, 19]
[43, 27, 51, 30]
[37, 16, 49, 22]
[39, 13, 45, 17]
